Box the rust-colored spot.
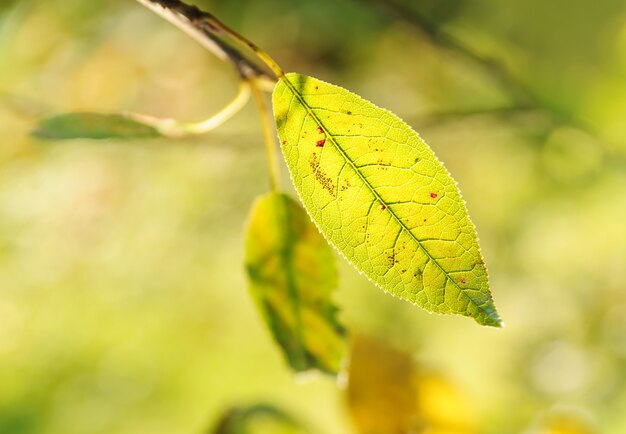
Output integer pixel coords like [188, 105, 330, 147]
[380, 204, 386, 210]
[316, 139, 326, 147]
[341, 178, 352, 192]
[315, 86, 319, 90]
[460, 277, 466, 284]
[309, 153, 336, 197]
[317, 126, 324, 134]
[430, 192, 438, 199]
[387, 252, 395, 267]
[281, 140, 287, 145]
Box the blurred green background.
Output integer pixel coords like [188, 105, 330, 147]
[1, 0, 626, 433]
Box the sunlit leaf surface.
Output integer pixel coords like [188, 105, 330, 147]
[32, 113, 161, 140]
[273, 73, 501, 326]
[244, 192, 346, 374]
[347, 334, 476, 434]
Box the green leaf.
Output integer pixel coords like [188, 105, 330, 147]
[244, 192, 346, 374]
[211, 404, 306, 434]
[272, 73, 501, 327]
[32, 113, 161, 140]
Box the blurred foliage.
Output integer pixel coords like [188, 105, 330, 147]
[209, 404, 306, 434]
[347, 334, 475, 434]
[244, 193, 345, 375]
[526, 407, 597, 434]
[1, 0, 626, 434]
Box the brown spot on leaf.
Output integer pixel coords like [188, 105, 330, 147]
[309, 153, 336, 197]
[281, 140, 287, 145]
[317, 126, 324, 134]
[380, 204, 386, 210]
[387, 252, 395, 267]
[316, 139, 326, 147]
[460, 277, 467, 284]
[341, 178, 352, 192]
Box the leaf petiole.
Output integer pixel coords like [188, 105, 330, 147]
[250, 78, 281, 191]
[128, 80, 251, 138]
[208, 18, 286, 80]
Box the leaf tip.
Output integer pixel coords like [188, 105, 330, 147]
[480, 306, 504, 328]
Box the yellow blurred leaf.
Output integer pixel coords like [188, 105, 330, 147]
[414, 372, 475, 434]
[533, 408, 597, 434]
[347, 334, 476, 434]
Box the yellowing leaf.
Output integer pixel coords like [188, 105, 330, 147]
[347, 334, 476, 434]
[244, 192, 346, 374]
[272, 73, 501, 327]
[413, 372, 476, 434]
[347, 335, 417, 434]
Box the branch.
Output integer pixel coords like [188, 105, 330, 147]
[356, 0, 595, 134]
[415, 105, 540, 127]
[136, 0, 284, 89]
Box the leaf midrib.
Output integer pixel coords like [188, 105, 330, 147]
[280, 76, 498, 325]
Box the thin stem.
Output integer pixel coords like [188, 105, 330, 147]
[209, 18, 285, 79]
[186, 81, 251, 134]
[358, 0, 596, 134]
[250, 78, 281, 191]
[417, 104, 538, 126]
[128, 80, 250, 138]
[137, 0, 284, 83]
